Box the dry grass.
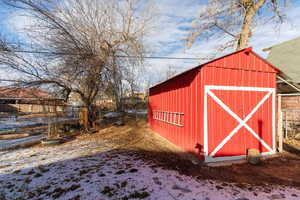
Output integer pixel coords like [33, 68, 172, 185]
[74, 120, 185, 154]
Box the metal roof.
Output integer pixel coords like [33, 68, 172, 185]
[150, 47, 279, 89]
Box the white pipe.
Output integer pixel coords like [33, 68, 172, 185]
[278, 93, 300, 96]
[277, 75, 300, 93]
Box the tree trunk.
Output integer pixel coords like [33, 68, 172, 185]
[236, 9, 255, 50]
[80, 100, 96, 130]
[87, 104, 94, 128]
[113, 75, 124, 112]
[236, 0, 267, 50]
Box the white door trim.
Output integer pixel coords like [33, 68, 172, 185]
[203, 85, 276, 162]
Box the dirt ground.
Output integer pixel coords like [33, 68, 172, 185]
[2, 117, 300, 199]
[50, 118, 300, 189]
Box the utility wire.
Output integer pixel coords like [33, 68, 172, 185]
[0, 49, 84, 56]
[116, 55, 205, 60]
[0, 49, 205, 60]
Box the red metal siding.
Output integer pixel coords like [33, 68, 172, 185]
[149, 69, 202, 155]
[148, 48, 278, 161]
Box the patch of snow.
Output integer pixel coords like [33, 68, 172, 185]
[0, 138, 299, 200]
[0, 134, 46, 150]
[103, 112, 122, 118]
[125, 109, 148, 115]
[0, 116, 79, 130]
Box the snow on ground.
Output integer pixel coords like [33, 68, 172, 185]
[0, 134, 46, 150]
[125, 110, 148, 115]
[103, 112, 123, 118]
[0, 116, 78, 130]
[0, 138, 300, 200]
[103, 110, 147, 119]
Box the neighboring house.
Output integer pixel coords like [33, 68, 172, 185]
[68, 92, 83, 106]
[266, 37, 300, 133]
[0, 87, 64, 113]
[136, 92, 146, 100]
[69, 92, 114, 106]
[122, 96, 144, 105]
[266, 38, 300, 108]
[266, 37, 300, 94]
[124, 92, 146, 100]
[122, 92, 146, 109]
[69, 91, 145, 110]
[96, 96, 114, 105]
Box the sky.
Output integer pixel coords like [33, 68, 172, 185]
[141, 0, 300, 85]
[1, 0, 300, 87]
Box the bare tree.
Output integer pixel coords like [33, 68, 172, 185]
[188, 0, 289, 51]
[0, 0, 155, 127]
[104, 49, 145, 112]
[124, 62, 142, 105]
[165, 65, 178, 79]
[108, 62, 125, 112]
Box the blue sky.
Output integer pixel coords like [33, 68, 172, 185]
[1, 0, 300, 85]
[141, 0, 300, 84]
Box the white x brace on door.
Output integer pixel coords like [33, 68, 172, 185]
[203, 85, 276, 162]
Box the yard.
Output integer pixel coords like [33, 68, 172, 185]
[1, 120, 300, 200]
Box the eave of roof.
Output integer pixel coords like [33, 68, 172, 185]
[263, 36, 300, 51]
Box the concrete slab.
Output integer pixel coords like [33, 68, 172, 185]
[206, 159, 247, 167]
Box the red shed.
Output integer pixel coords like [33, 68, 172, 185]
[148, 48, 279, 162]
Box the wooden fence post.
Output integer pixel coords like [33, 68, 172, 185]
[79, 107, 88, 130]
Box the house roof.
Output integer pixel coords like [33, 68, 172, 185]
[150, 47, 279, 89]
[0, 87, 55, 99]
[267, 37, 300, 82]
